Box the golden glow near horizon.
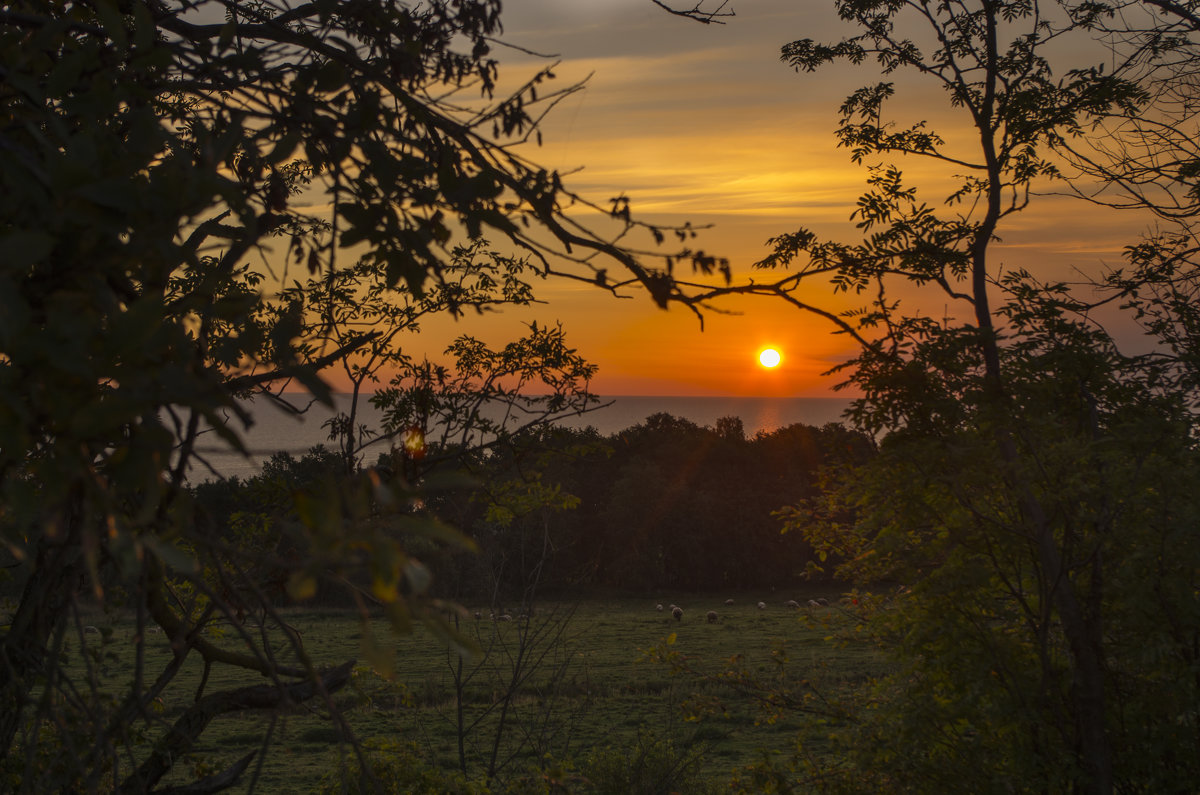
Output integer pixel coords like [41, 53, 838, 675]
[758, 348, 782, 368]
[346, 2, 1153, 399]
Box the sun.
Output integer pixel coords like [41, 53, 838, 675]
[758, 348, 782, 368]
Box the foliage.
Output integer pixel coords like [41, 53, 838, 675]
[404, 417, 872, 598]
[192, 413, 874, 611]
[368, 318, 602, 477]
[0, 0, 717, 790]
[1055, 2, 1200, 221]
[570, 415, 872, 591]
[792, 312, 1200, 791]
[657, 0, 1200, 792]
[288, 236, 605, 474]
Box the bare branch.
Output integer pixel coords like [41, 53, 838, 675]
[650, 0, 735, 24]
[117, 662, 354, 794]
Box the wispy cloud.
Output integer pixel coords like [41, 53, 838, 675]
[365, 1, 1162, 396]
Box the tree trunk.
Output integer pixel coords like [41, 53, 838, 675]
[969, 6, 1113, 788]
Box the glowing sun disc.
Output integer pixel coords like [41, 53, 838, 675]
[759, 348, 782, 368]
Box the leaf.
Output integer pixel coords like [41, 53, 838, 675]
[73, 178, 141, 212]
[143, 536, 198, 574]
[371, 575, 399, 603]
[291, 365, 335, 406]
[360, 629, 395, 679]
[110, 294, 166, 355]
[286, 571, 318, 601]
[218, 20, 236, 50]
[420, 612, 480, 663]
[384, 600, 412, 635]
[47, 49, 87, 98]
[1, 230, 54, 269]
[130, 1, 157, 51]
[265, 131, 302, 165]
[404, 559, 432, 594]
[93, 0, 129, 51]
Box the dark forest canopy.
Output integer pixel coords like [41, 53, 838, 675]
[189, 415, 875, 599]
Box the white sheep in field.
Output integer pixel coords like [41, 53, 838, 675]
[656, 604, 664, 611]
[84, 626, 100, 634]
[807, 599, 821, 608]
[498, 614, 513, 622]
[724, 598, 734, 606]
[671, 606, 683, 621]
[817, 597, 829, 606]
[757, 601, 766, 610]
[706, 610, 718, 624]
[784, 600, 800, 609]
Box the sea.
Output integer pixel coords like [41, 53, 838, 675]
[188, 395, 855, 482]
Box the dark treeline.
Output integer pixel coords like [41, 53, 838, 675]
[191, 413, 874, 604]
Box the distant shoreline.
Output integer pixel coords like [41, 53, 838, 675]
[188, 395, 855, 482]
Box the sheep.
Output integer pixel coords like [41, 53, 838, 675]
[656, 604, 664, 611]
[757, 601, 766, 610]
[724, 598, 734, 606]
[706, 610, 718, 624]
[83, 626, 100, 634]
[498, 614, 513, 622]
[807, 599, 821, 608]
[671, 606, 683, 621]
[669, 603, 679, 611]
[784, 600, 800, 609]
[817, 597, 829, 606]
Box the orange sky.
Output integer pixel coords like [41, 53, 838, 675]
[336, 0, 1157, 397]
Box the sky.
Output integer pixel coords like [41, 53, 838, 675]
[408, 0, 1156, 397]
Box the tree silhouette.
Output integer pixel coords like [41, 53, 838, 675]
[668, 1, 1200, 791]
[0, 1, 722, 790]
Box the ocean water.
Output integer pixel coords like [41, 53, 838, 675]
[188, 394, 854, 482]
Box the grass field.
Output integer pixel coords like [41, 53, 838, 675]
[65, 592, 883, 792]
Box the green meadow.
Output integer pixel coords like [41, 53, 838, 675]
[67, 594, 883, 792]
